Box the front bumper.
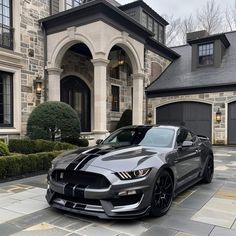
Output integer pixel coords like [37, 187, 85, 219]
[46, 165, 156, 219]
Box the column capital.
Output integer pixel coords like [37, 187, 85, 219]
[46, 67, 63, 75]
[132, 73, 145, 80]
[91, 58, 110, 67]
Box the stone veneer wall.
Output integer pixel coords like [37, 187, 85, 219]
[148, 91, 236, 144]
[20, 0, 50, 135]
[106, 66, 133, 132]
[144, 49, 171, 122]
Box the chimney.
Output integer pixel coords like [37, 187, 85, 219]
[186, 30, 209, 43]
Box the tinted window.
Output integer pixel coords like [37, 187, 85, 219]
[176, 128, 193, 144]
[103, 127, 175, 148]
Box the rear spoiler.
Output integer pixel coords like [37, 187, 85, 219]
[197, 135, 210, 141]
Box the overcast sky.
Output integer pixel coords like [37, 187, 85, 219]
[117, 0, 235, 18]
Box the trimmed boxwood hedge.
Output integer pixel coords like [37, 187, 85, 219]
[8, 139, 77, 154]
[0, 142, 10, 156]
[0, 151, 62, 179]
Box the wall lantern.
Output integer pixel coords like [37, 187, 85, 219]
[34, 76, 43, 97]
[216, 108, 222, 123]
[118, 50, 125, 66]
[147, 112, 153, 124]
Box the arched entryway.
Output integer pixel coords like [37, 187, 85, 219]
[61, 76, 91, 132]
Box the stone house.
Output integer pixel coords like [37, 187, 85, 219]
[146, 30, 236, 145]
[0, 0, 179, 142]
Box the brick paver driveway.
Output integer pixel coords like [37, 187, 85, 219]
[0, 146, 236, 236]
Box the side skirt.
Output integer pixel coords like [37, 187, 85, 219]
[174, 177, 202, 197]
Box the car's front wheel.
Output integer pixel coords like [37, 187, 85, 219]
[202, 155, 214, 183]
[150, 170, 174, 217]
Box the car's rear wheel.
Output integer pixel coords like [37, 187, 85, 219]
[150, 170, 174, 217]
[202, 155, 214, 183]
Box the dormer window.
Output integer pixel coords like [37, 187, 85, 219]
[198, 43, 214, 66]
[65, 0, 81, 10]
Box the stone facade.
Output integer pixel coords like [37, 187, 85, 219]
[148, 91, 236, 144]
[20, 0, 50, 135]
[144, 49, 170, 123]
[106, 65, 133, 132]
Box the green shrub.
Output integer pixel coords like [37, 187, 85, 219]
[0, 151, 62, 179]
[63, 137, 89, 147]
[27, 101, 81, 141]
[116, 109, 133, 130]
[8, 139, 77, 154]
[0, 142, 10, 156]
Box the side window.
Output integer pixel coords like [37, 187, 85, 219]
[176, 128, 193, 144]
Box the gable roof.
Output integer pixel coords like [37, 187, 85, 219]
[146, 31, 236, 96]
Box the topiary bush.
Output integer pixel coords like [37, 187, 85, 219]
[116, 109, 133, 130]
[0, 142, 10, 156]
[8, 139, 77, 154]
[27, 101, 81, 141]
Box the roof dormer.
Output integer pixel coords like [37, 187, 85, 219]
[187, 30, 230, 71]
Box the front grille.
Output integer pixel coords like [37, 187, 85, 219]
[54, 193, 101, 206]
[52, 193, 104, 212]
[52, 170, 110, 189]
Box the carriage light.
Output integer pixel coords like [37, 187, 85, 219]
[116, 168, 151, 180]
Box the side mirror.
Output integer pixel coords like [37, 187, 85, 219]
[182, 141, 193, 147]
[96, 139, 103, 145]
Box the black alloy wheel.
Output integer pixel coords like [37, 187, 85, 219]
[150, 170, 174, 217]
[202, 155, 214, 183]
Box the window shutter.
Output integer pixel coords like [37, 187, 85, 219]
[51, 0, 59, 15]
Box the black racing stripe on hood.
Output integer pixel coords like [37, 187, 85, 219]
[66, 148, 110, 171]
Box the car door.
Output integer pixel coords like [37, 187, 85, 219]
[175, 128, 201, 187]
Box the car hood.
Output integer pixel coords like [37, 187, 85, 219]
[53, 145, 171, 172]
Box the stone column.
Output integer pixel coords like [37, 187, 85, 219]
[132, 73, 145, 125]
[47, 67, 63, 101]
[91, 58, 110, 140]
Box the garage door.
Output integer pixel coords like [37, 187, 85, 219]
[156, 102, 212, 140]
[228, 102, 236, 145]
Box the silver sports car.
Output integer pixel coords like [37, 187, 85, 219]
[46, 125, 214, 219]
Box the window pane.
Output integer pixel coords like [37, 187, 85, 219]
[158, 24, 164, 44]
[0, 71, 13, 127]
[198, 43, 214, 66]
[148, 17, 153, 31]
[141, 11, 148, 27]
[2, 27, 10, 47]
[111, 85, 120, 112]
[3, 0, 9, 7]
[0, 0, 12, 49]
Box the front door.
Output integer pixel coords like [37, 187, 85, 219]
[61, 76, 91, 132]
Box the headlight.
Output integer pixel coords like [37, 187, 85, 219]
[116, 168, 151, 180]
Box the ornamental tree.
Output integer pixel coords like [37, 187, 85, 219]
[27, 101, 80, 141]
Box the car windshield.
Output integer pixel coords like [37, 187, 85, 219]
[103, 127, 175, 148]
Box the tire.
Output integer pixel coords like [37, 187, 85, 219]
[150, 170, 174, 217]
[202, 155, 214, 184]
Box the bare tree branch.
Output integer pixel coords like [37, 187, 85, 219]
[163, 14, 182, 46]
[197, 0, 222, 34]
